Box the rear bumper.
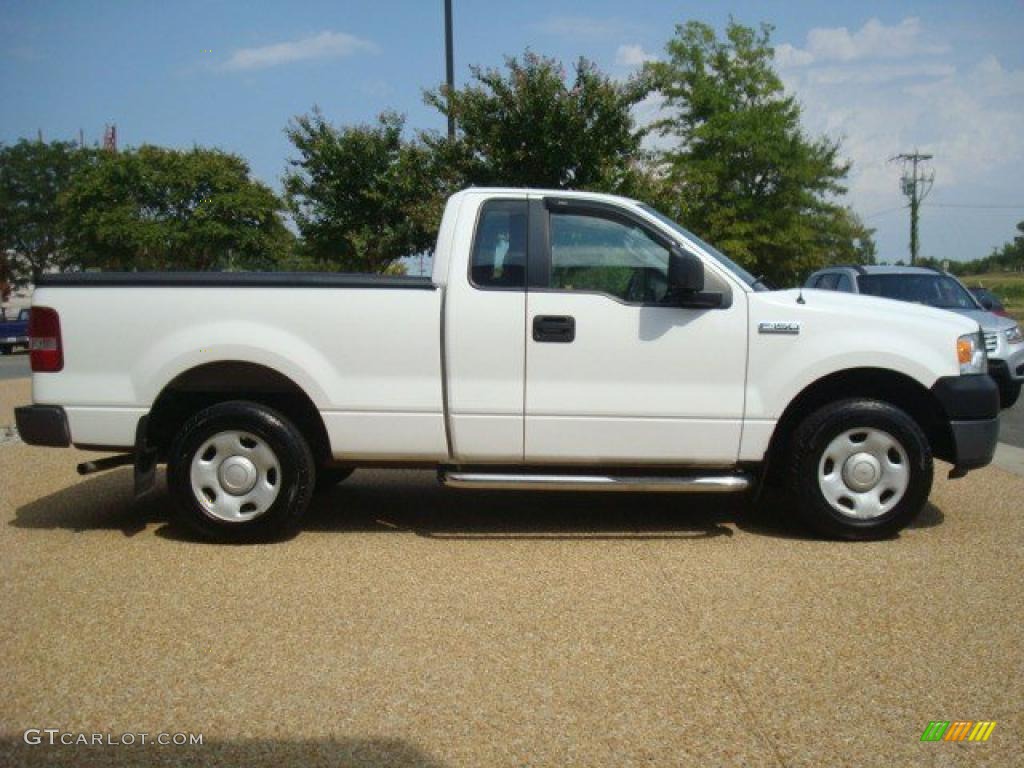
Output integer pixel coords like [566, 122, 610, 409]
[931, 375, 1000, 470]
[14, 405, 71, 447]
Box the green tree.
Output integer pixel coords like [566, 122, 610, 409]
[644, 21, 854, 285]
[284, 110, 439, 273]
[62, 145, 292, 271]
[0, 139, 95, 283]
[425, 51, 648, 193]
[817, 207, 877, 266]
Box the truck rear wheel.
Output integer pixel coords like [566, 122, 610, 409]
[167, 401, 315, 542]
[789, 399, 933, 540]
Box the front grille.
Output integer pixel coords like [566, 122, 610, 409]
[983, 332, 998, 354]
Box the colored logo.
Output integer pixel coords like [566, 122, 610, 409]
[921, 721, 996, 742]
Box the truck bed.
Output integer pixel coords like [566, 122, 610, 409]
[30, 275, 447, 458]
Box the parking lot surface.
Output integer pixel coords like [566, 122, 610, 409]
[0, 352, 31, 381]
[1, 378, 1022, 767]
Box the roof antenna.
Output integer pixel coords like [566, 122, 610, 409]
[797, 284, 805, 304]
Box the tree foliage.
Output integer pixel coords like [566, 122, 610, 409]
[425, 52, 648, 194]
[0, 139, 95, 283]
[62, 145, 291, 271]
[284, 110, 439, 273]
[644, 21, 863, 284]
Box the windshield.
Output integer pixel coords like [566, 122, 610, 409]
[637, 204, 763, 290]
[857, 274, 980, 310]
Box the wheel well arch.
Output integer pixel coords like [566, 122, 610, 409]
[146, 361, 331, 464]
[763, 367, 954, 484]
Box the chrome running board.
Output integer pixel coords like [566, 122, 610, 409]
[440, 471, 752, 493]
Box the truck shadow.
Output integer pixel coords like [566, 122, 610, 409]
[10, 468, 944, 543]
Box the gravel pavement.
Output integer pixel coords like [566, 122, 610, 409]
[1, 376, 1022, 766]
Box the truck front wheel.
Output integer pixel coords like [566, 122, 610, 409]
[789, 399, 933, 540]
[167, 401, 315, 542]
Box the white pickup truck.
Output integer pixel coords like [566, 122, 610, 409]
[16, 188, 1000, 541]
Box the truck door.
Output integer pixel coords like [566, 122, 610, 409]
[524, 197, 748, 464]
[444, 197, 529, 461]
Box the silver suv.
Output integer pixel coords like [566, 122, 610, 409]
[805, 265, 1024, 408]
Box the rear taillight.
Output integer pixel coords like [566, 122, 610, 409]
[29, 306, 63, 372]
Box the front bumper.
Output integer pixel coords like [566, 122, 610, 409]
[14, 405, 71, 447]
[987, 332, 1024, 383]
[931, 375, 1000, 470]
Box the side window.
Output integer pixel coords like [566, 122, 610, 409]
[816, 273, 839, 290]
[549, 212, 671, 303]
[835, 273, 852, 292]
[470, 200, 527, 289]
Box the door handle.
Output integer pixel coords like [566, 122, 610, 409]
[533, 315, 576, 343]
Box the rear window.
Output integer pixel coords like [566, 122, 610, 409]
[470, 200, 527, 289]
[857, 274, 977, 310]
[815, 273, 840, 290]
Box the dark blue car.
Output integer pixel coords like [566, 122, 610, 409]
[0, 307, 30, 354]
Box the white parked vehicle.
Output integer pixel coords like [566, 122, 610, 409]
[17, 189, 1000, 541]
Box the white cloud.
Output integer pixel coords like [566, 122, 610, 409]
[777, 17, 947, 69]
[615, 44, 657, 68]
[774, 19, 1024, 261]
[774, 43, 813, 69]
[803, 62, 955, 86]
[221, 31, 377, 72]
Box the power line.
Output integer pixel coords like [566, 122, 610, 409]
[922, 203, 1024, 210]
[862, 204, 908, 220]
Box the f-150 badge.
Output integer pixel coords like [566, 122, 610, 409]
[758, 322, 801, 335]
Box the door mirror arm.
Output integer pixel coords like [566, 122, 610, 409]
[677, 291, 725, 309]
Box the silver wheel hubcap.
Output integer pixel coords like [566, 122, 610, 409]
[190, 430, 281, 522]
[818, 428, 910, 519]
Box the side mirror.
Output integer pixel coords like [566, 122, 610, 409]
[668, 247, 704, 294]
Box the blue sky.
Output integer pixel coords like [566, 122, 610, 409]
[3, 0, 1023, 264]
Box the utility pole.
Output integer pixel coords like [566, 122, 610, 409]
[890, 150, 934, 265]
[444, 0, 455, 139]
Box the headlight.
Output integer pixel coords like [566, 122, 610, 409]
[957, 332, 987, 374]
[1006, 325, 1023, 345]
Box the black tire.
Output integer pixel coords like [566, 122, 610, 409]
[0, 345, 11, 355]
[998, 380, 1021, 409]
[167, 400, 315, 542]
[315, 466, 354, 493]
[788, 399, 933, 540]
